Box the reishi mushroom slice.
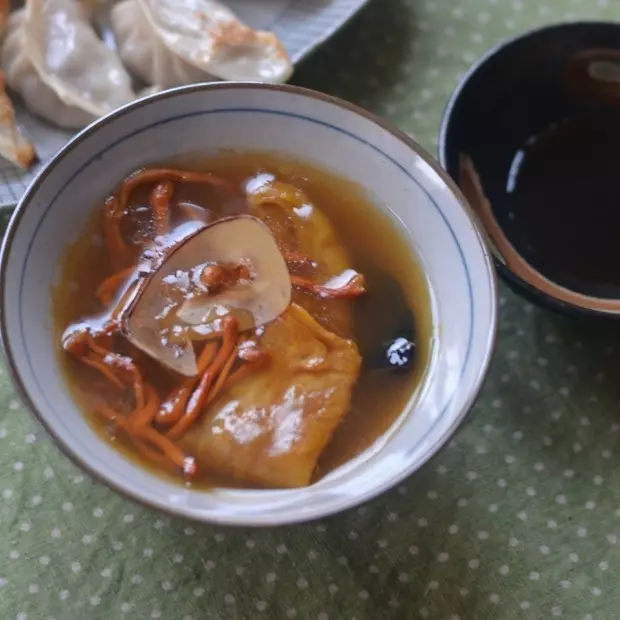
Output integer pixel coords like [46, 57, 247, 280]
[124, 215, 292, 377]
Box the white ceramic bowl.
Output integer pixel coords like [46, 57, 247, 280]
[0, 83, 497, 526]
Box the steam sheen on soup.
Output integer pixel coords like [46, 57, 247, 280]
[53, 153, 432, 489]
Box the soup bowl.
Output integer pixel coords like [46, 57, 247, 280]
[0, 83, 497, 526]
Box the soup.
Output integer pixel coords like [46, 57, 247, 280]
[53, 153, 432, 489]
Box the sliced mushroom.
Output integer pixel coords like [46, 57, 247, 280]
[125, 215, 292, 377]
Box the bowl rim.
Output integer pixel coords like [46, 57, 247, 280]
[438, 19, 620, 320]
[0, 81, 498, 525]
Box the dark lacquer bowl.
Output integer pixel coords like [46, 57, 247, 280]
[439, 21, 620, 319]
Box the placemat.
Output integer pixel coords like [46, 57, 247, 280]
[2, 1, 620, 619]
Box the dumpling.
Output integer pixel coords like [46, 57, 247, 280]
[2, 0, 136, 129]
[180, 304, 362, 488]
[0, 0, 36, 169]
[0, 70, 36, 169]
[111, 0, 210, 89]
[111, 0, 293, 88]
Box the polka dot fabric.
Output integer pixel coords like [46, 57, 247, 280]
[3, 0, 620, 618]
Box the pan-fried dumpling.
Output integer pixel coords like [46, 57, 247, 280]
[0, 70, 36, 169]
[1, 0, 136, 129]
[180, 304, 362, 488]
[111, 0, 293, 88]
[111, 0, 210, 89]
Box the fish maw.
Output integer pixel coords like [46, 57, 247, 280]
[180, 304, 362, 488]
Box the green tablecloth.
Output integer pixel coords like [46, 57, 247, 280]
[3, 1, 620, 619]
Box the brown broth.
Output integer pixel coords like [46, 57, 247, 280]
[53, 152, 432, 488]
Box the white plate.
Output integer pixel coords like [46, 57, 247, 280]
[0, 0, 370, 207]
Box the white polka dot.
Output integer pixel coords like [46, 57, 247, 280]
[51, 528, 61, 539]
[28, 584, 38, 594]
[499, 565, 510, 575]
[570, 553, 579, 562]
[16, 613, 27, 620]
[90, 596, 101, 606]
[577, 527, 588, 538]
[101, 568, 112, 578]
[556, 495, 567, 505]
[131, 574, 143, 585]
[489, 593, 500, 604]
[9, 550, 20, 559]
[419, 608, 429, 618]
[18, 523, 30, 532]
[2, 488, 12, 499]
[398, 573, 410, 583]
[13, 462, 23, 472]
[409, 546, 419, 556]
[151, 611, 161, 619]
[59, 590, 69, 600]
[71, 562, 82, 574]
[518, 511, 528, 522]
[497, 479, 507, 488]
[62, 502, 73, 512]
[24, 434, 36, 444]
[520, 602, 531, 610]
[123, 514, 134, 523]
[438, 552, 449, 562]
[529, 572, 540, 581]
[93, 508, 104, 518]
[509, 538, 519, 547]
[592, 587, 602, 596]
[44, 468, 54, 479]
[8, 399, 19, 410]
[478, 531, 489, 540]
[256, 601, 267, 611]
[418, 518, 428, 527]
[564, 470, 575, 479]
[599, 561, 608, 571]
[172, 554, 183, 564]
[466, 471, 478, 480]
[246, 539, 256, 549]
[526, 487, 536, 497]
[235, 566, 244, 576]
[448, 524, 459, 535]
[328, 584, 339, 595]
[540, 545, 550, 555]
[551, 607, 562, 617]
[458, 497, 468, 507]
[608, 534, 617, 544]
[286, 610, 297, 618]
[469, 559, 480, 569]
[112, 541, 123, 551]
[296, 578, 308, 589]
[547, 520, 558, 530]
[505, 455, 515, 464]
[585, 501, 596, 510]
[193, 588, 204, 597]
[459, 588, 469, 597]
[82, 535, 93, 545]
[143, 548, 153, 558]
[161, 581, 173, 591]
[184, 527, 195, 536]
[594, 476, 604, 486]
[276, 544, 287, 554]
[560, 580, 571, 589]
[39, 556, 50, 566]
